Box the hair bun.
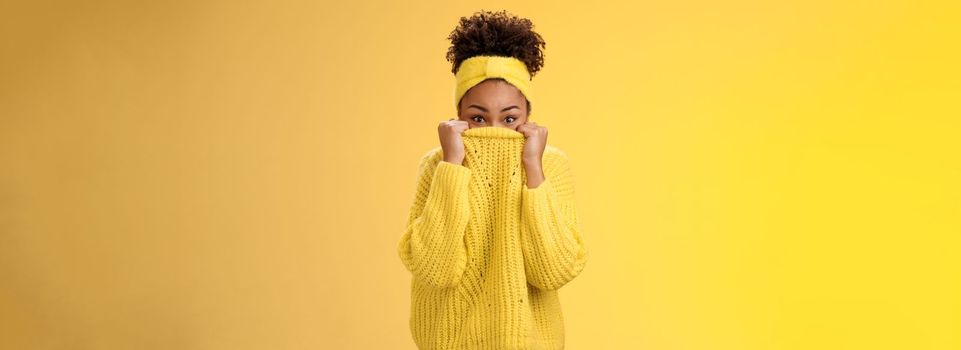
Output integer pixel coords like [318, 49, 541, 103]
[446, 10, 546, 78]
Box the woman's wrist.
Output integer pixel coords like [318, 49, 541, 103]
[523, 160, 545, 188]
[443, 156, 465, 165]
[522, 156, 541, 167]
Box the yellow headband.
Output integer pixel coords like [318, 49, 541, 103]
[454, 55, 533, 118]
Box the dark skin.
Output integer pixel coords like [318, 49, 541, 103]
[437, 78, 548, 188]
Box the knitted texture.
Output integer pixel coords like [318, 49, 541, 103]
[398, 126, 589, 349]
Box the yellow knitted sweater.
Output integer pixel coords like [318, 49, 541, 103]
[398, 126, 589, 349]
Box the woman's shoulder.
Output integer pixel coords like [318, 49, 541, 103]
[421, 146, 443, 160]
[416, 146, 444, 169]
[544, 145, 572, 165]
[545, 145, 569, 158]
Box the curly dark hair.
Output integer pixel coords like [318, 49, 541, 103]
[446, 9, 546, 78]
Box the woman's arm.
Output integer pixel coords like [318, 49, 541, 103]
[397, 149, 472, 289]
[519, 148, 589, 291]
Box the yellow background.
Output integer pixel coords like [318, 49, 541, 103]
[1, 1, 959, 349]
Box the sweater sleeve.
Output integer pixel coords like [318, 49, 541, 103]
[519, 149, 589, 291]
[397, 151, 472, 289]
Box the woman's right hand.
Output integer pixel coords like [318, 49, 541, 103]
[438, 118, 469, 165]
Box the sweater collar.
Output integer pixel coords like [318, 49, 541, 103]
[462, 127, 525, 139]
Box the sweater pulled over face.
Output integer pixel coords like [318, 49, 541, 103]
[398, 126, 589, 350]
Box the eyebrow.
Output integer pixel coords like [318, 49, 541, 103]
[467, 104, 520, 113]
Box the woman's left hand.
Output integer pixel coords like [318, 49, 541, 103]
[517, 121, 547, 166]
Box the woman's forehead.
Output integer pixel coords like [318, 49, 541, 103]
[463, 80, 527, 107]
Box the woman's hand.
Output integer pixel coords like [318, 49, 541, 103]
[517, 121, 547, 165]
[517, 121, 548, 188]
[438, 118, 470, 165]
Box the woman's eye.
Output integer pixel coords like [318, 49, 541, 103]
[472, 116, 485, 123]
[505, 116, 516, 123]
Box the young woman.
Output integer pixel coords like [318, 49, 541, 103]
[397, 10, 589, 349]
